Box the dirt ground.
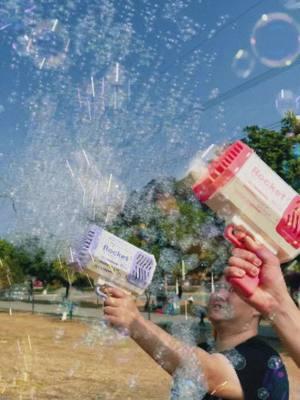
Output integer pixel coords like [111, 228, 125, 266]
[0, 313, 298, 400]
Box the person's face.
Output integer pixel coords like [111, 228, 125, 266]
[207, 277, 257, 325]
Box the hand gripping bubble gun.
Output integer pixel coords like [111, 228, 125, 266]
[69, 225, 157, 299]
[190, 140, 300, 297]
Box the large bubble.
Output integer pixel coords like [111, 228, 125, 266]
[250, 13, 300, 68]
[231, 49, 255, 79]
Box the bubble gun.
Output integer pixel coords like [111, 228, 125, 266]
[69, 225, 156, 299]
[189, 140, 300, 296]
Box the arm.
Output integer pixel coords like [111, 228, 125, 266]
[104, 287, 244, 399]
[225, 234, 300, 367]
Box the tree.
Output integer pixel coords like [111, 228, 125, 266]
[0, 239, 25, 286]
[108, 176, 225, 295]
[243, 112, 300, 279]
[243, 113, 300, 191]
[13, 237, 55, 285]
[52, 257, 78, 298]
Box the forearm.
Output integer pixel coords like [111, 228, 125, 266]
[271, 294, 300, 368]
[129, 316, 242, 398]
[130, 315, 193, 375]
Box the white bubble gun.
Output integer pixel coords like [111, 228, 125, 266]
[190, 140, 300, 297]
[69, 225, 156, 299]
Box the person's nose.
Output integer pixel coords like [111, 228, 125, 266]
[210, 288, 229, 302]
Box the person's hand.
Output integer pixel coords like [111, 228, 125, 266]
[225, 232, 290, 316]
[103, 287, 142, 334]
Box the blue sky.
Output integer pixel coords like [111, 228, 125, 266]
[0, 0, 299, 243]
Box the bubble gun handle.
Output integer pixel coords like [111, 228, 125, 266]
[224, 224, 259, 297]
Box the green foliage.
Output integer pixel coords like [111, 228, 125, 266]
[243, 113, 300, 191]
[109, 177, 223, 285]
[0, 239, 25, 286]
[13, 237, 55, 284]
[52, 258, 77, 286]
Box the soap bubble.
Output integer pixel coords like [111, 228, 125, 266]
[268, 356, 283, 370]
[128, 375, 138, 389]
[13, 19, 70, 70]
[53, 328, 65, 343]
[232, 49, 255, 78]
[224, 348, 247, 370]
[250, 13, 300, 68]
[280, 0, 300, 10]
[257, 387, 270, 400]
[275, 89, 296, 116]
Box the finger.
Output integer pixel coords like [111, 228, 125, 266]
[241, 234, 262, 251]
[233, 225, 255, 241]
[231, 248, 262, 267]
[224, 266, 245, 278]
[104, 296, 124, 307]
[103, 306, 120, 317]
[242, 236, 279, 263]
[228, 256, 260, 276]
[104, 315, 122, 327]
[106, 287, 127, 299]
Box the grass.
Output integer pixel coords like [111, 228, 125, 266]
[0, 312, 298, 399]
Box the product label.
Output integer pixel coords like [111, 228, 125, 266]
[236, 153, 296, 215]
[94, 229, 138, 273]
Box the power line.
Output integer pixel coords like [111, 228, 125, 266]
[136, 0, 265, 112]
[262, 120, 282, 130]
[200, 57, 300, 111]
[159, 0, 264, 76]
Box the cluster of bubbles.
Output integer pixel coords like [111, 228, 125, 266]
[232, 11, 300, 79]
[0, 0, 36, 34]
[76, 63, 130, 122]
[77, 320, 129, 347]
[8, 116, 125, 258]
[2, 0, 229, 257]
[13, 19, 70, 70]
[170, 320, 202, 346]
[170, 349, 207, 400]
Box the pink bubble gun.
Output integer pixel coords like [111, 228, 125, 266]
[190, 140, 300, 297]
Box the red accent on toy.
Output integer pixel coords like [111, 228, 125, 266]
[192, 141, 252, 202]
[276, 195, 300, 249]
